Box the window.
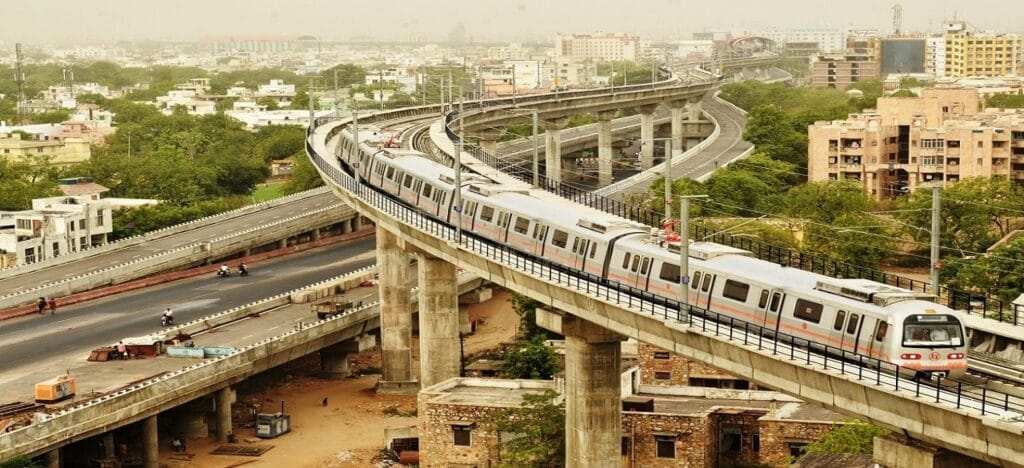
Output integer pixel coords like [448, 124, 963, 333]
[653, 351, 671, 360]
[631, 256, 640, 272]
[793, 299, 823, 323]
[691, 272, 702, 290]
[659, 262, 680, 282]
[621, 253, 631, 269]
[846, 313, 860, 334]
[721, 428, 742, 454]
[422, 184, 433, 198]
[655, 435, 676, 458]
[513, 217, 530, 235]
[452, 425, 471, 446]
[621, 437, 632, 457]
[722, 280, 749, 302]
[640, 258, 650, 275]
[769, 293, 783, 312]
[79, 219, 86, 230]
[590, 242, 597, 259]
[52, 242, 59, 257]
[552, 230, 568, 248]
[654, 371, 671, 380]
[480, 205, 494, 222]
[385, 166, 395, 180]
[403, 175, 413, 188]
[875, 321, 888, 341]
[80, 237, 88, 249]
[532, 224, 547, 241]
[700, 274, 712, 292]
[921, 139, 945, 149]
[834, 310, 846, 331]
[95, 210, 104, 226]
[788, 442, 808, 458]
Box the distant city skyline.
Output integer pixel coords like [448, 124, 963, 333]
[1, 0, 1020, 44]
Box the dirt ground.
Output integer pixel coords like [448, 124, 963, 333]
[161, 289, 520, 467]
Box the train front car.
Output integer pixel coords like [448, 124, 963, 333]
[887, 301, 968, 378]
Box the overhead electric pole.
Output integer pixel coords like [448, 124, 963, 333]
[930, 187, 941, 295]
[678, 194, 708, 317]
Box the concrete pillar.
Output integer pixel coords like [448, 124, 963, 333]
[377, 226, 414, 386]
[596, 111, 616, 187]
[102, 432, 115, 459]
[277, 238, 288, 249]
[638, 106, 658, 169]
[45, 449, 60, 468]
[353, 216, 363, 230]
[873, 436, 987, 468]
[320, 340, 360, 377]
[563, 315, 624, 468]
[417, 254, 461, 388]
[687, 98, 703, 122]
[542, 117, 569, 185]
[669, 101, 687, 158]
[459, 305, 472, 335]
[339, 219, 351, 234]
[143, 415, 158, 468]
[179, 410, 208, 438]
[216, 387, 234, 443]
[311, 228, 321, 241]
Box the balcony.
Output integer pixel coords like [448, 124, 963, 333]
[946, 165, 960, 175]
[1013, 171, 1024, 180]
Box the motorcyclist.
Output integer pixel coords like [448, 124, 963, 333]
[238, 263, 249, 277]
[161, 308, 174, 326]
[218, 264, 230, 277]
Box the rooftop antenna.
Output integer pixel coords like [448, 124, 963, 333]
[14, 43, 26, 123]
[892, 3, 904, 36]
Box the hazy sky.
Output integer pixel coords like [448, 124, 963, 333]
[2, 0, 1021, 43]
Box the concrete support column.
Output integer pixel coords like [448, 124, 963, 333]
[216, 387, 234, 443]
[143, 415, 158, 468]
[669, 101, 687, 158]
[46, 449, 60, 468]
[596, 111, 616, 187]
[873, 436, 985, 468]
[417, 254, 461, 388]
[542, 117, 569, 185]
[277, 238, 288, 249]
[353, 216, 363, 230]
[339, 219, 351, 234]
[320, 340, 359, 377]
[102, 432, 115, 459]
[563, 315, 624, 468]
[311, 228, 321, 241]
[638, 106, 658, 169]
[459, 306, 472, 335]
[687, 98, 703, 122]
[377, 226, 414, 386]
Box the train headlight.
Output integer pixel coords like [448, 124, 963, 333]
[947, 353, 964, 360]
[900, 353, 921, 360]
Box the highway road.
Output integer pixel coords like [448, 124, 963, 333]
[0, 190, 342, 295]
[0, 237, 376, 400]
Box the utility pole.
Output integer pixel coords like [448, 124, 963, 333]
[447, 68, 454, 112]
[678, 194, 708, 316]
[531, 111, 540, 187]
[930, 187, 941, 295]
[663, 140, 673, 223]
[379, 69, 385, 111]
[456, 96, 465, 243]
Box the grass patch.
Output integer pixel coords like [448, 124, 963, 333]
[252, 181, 287, 202]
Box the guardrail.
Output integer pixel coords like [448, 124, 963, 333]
[309, 117, 1024, 429]
[0, 203, 355, 309]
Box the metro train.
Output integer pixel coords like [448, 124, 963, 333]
[335, 134, 968, 377]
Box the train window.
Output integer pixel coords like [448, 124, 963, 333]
[833, 310, 846, 331]
[589, 242, 597, 259]
[532, 224, 547, 241]
[691, 272, 702, 290]
[640, 258, 650, 275]
[480, 205, 494, 222]
[631, 256, 640, 272]
[758, 290, 769, 309]
[659, 262, 680, 282]
[552, 230, 569, 248]
[466, 202, 477, 217]
[499, 213, 510, 227]
[722, 280, 750, 302]
[422, 184, 433, 198]
[403, 175, 413, 188]
[769, 292, 782, 312]
[793, 299, 823, 324]
[875, 321, 888, 342]
[514, 217, 530, 235]
[622, 253, 631, 269]
[573, 238, 581, 254]
[700, 274, 712, 292]
[385, 167, 395, 180]
[846, 314, 860, 334]
[413, 180, 422, 192]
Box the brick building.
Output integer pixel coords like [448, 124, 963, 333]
[637, 343, 752, 389]
[807, 87, 1024, 198]
[417, 377, 844, 467]
[810, 52, 881, 90]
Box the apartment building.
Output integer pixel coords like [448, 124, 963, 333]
[256, 79, 297, 107]
[0, 195, 113, 266]
[943, 21, 1021, 77]
[810, 52, 880, 90]
[555, 33, 641, 62]
[761, 28, 846, 53]
[807, 88, 1024, 198]
[0, 131, 91, 165]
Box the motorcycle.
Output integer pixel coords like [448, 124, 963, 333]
[238, 264, 249, 277]
[216, 267, 231, 278]
[161, 314, 175, 326]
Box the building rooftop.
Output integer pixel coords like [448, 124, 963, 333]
[420, 378, 557, 408]
[58, 182, 110, 197]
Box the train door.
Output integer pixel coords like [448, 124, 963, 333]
[459, 200, 477, 231]
[760, 289, 785, 332]
[867, 319, 888, 359]
[697, 273, 717, 310]
[496, 211, 511, 244]
[841, 313, 863, 354]
[570, 237, 591, 271]
[531, 223, 549, 257]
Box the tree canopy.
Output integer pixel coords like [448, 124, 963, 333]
[486, 390, 564, 468]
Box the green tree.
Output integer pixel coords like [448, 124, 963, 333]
[783, 180, 873, 224]
[29, 110, 71, 124]
[486, 390, 564, 468]
[803, 420, 888, 456]
[509, 293, 549, 339]
[987, 93, 1024, 108]
[256, 96, 279, 110]
[943, 236, 1024, 303]
[282, 156, 324, 194]
[0, 158, 61, 210]
[291, 90, 310, 110]
[320, 64, 367, 89]
[110, 197, 249, 239]
[254, 126, 306, 162]
[0, 455, 43, 468]
[502, 337, 560, 380]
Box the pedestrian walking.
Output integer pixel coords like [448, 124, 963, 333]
[37, 297, 46, 315]
[47, 298, 57, 315]
[116, 340, 129, 360]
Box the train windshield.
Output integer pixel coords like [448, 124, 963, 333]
[902, 314, 963, 348]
